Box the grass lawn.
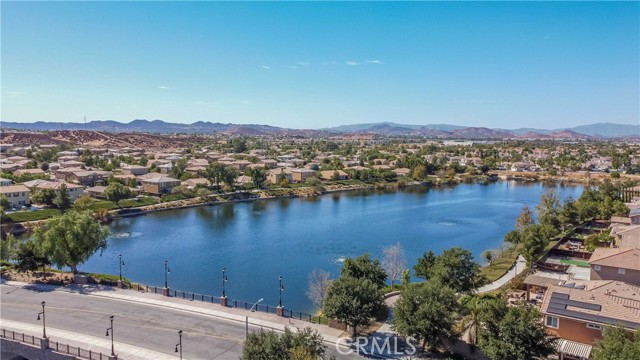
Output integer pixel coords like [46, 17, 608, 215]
[560, 259, 590, 267]
[481, 246, 520, 282]
[87, 197, 160, 211]
[4, 209, 61, 222]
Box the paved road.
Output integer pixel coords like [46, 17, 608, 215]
[0, 283, 364, 360]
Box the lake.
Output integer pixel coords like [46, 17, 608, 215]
[81, 181, 583, 313]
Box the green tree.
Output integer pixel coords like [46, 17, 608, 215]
[73, 194, 94, 211]
[31, 188, 56, 206]
[412, 165, 427, 180]
[482, 249, 495, 266]
[171, 158, 188, 179]
[429, 247, 484, 294]
[34, 210, 109, 273]
[0, 195, 11, 216]
[250, 167, 267, 189]
[401, 268, 411, 287]
[459, 294, 500, 345]
[478, 305, 556, 360]
[53, 184, 71, 212]
[537, 189, 561, 230]
[341, 254, 387, 288]
[591, 325, 640, 360]
[322, 276, 385, 339]
[14, 240, 51, 273]
[104, 182, 133, 208]
[242, 327, 329, 360]
[413, 250, 436, 280]
[232, 138, 247, 153]
[393, 280, 458, 351]
[204, 163, 226, 191]
[503, 230, 522, 245]
[559, 196, 580, 230]
[515, 205, 535, 231]
[0, 234, 18, 260]
[520, 224, 550, 268]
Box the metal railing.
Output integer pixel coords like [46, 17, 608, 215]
[1, 328, 111, 360]
[129, 284, 328, 325]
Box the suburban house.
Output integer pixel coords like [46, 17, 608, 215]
[181, 178, 210, 189]
[55, 168, 109, 186]
[588, 247, 640, 285]
[319, 170, 349, 181]
[0, 178, 13, 186]
[141, 176, 180, 195]
[121, 165, 149, 176]
[392, 168, 411, 177]
[14, 168, 46, 177]
[290, 169, 317, 183]
[85, 185, 108, 199]
[541, 281, 640, 360]
[267, 168, 293, 185]
[25, 180, 85, 202]
[0, 184, 31, 208]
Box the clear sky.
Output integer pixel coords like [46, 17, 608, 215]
[2, 1, 638, 129]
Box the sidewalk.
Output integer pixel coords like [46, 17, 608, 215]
[2, 280, 346, 345]
[1, 319, 177, 360]
[477, 255, 527, 293]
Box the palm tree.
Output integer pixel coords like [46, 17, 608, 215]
[459, 294, 498, 345]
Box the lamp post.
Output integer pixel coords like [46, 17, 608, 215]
[36, 301, 46, 338]
[174, 330, 183, 360]
[222, 267, 227, 298]
[118, 254, 125, 282]
[245, 298, 263, 339]
[163, 260, 171, 296]
[105, 315, 115, 357]
[278, 275, 284, 307]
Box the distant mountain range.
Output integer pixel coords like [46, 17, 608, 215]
[1, 120, 638, 139]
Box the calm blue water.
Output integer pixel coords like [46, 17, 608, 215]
[81, 182, 582, 313]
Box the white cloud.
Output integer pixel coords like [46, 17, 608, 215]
[196, 100, 217, 106]
[262, 65, 271, 70]
[288, 65, 299, 69]
[157, 86, 171, 90]
[296, 61, 310, 66]
[366, 60, 383, 65]
[237, 100, 252, 105]
[346, 61, 360, 66]
[322, 61, 337, 66]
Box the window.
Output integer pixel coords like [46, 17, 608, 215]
[594, 265, 601, 271]
[618, 268, 626, 275]
[546, 316, 559, 329]
[587, 323, 602, 330]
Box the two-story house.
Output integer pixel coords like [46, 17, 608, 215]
[0, 184, 31, 208]
[541, 280, 640, 360]
[141, 176, 180, 195]
[588, 247, 640, 285]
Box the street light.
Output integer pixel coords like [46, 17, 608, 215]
[174, 330, 183, 360]
[222, 267, 228, 298]
[245, 298, 263, 339]
[36, 301, 46, 338]
[118, 254, 125, 282]
[105, 315, 115, 357]
[278, 275, 284, 308]
[164, 260, 171, 289]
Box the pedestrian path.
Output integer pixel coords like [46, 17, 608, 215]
[0, 318, 180, 360]
[477, 255, 527, 293]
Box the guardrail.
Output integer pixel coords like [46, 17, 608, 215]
[131, 284, 328, 325]
[1, 328, 111, 360]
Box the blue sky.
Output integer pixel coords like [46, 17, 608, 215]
[2, 1, 638, 129]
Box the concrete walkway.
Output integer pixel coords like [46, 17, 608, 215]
[477, 255, 527, 293]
